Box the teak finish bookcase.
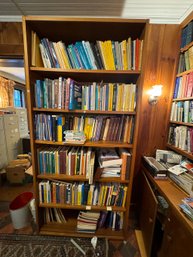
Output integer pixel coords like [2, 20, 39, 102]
[167, 12, 193, 162]
[22, 16, 148, 239]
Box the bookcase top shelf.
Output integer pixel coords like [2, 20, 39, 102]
[24, 16, 148, 43]
[35, 140, 133, 148]
[33, 108, 136, 115]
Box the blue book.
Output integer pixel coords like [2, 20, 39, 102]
[173, 77, 180, 98]
[35, 80, 43, 108]
[69, 79, 74, 110]
[75, 42, 92, 69]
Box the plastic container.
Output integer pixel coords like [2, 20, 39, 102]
[9, 191, 33, 229]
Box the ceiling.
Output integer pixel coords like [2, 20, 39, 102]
[0, 0, 192, 24]
[0, 0, 193, 83]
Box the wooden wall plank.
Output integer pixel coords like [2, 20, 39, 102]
[0, 22, 23, 57]
[133, 23, 180, 210]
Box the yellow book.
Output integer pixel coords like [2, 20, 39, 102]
[31, 31, 43, 67]
[100, 41, 108, 69]
[108, 83, 113, 111]
[106, 40, 116, 70]
[127, 37, 132, 70]
[122, 186, 128, 207]
[121, 40, 128, 70]
[57, 41, 71, 69]
[57, 116, 65, 142]
[77, 184, 82, 205]
[129, 84, 136, 112]
[87, 184, 94, 205]
[53, 42, 65, 69]
[98, 185, 105, 206]
[102, 185, 108, 206]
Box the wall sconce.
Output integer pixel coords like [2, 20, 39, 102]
[148, 85, 163, 105]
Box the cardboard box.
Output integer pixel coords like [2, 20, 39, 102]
[6, 166, 26, 184]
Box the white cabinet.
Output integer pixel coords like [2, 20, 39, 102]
[0, 109, 29, 168]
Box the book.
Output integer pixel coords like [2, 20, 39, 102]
[98, 148, 122, 168]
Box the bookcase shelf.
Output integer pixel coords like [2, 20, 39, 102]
[33, 107, 136, 115]
[30, 67, 140, 83]
[169, 121, 193, 126]
[23, 16, 147, 239]
[172, 97, 193, 101]
[166, 143, 193, 161]
[176, 68, 193, 77]
[39, 203, 126, 212]
[180, 40, 193, 53]
[35, 140, 133, 148]
[39, 222, 125, 239]
[37, 174, 129, 183]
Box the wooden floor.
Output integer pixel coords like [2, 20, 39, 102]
[0, 181, 34, 202]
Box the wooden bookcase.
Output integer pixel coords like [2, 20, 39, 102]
[22, 16, 148, 239]
[167, 12, 193, 161]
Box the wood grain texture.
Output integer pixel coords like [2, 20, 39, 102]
[0, 22, 23, 57]
[132, 24, 180, 207]
[135, 24, 180, 173]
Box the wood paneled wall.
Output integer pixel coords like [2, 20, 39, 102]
[132, 23, 181, 207]
[0, 22, 23, 57]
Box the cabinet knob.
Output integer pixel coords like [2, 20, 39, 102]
[149, 217, 153, 223]
[166, 235, 172, 242]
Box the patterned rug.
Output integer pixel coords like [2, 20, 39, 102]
[0, 234, 107, 257]
[0, 201, 141, 257]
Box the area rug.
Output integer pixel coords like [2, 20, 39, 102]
[0, 234, 108, 257]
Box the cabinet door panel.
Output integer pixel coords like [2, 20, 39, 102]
[140, 172, 158, 257]
[158, 211, 193, 257]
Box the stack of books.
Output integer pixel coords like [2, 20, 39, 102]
[143, 156, 168, 179]
[97, 148, 122, 178]
[167, 160, 193, 195]
[179, 197, 193, 221]
[77, 211, 100, 233]
[64, 130, 86, 144]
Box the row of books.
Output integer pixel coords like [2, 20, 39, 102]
[37, 146, 131, 180]
[77, 211, 123, 233]
[32, 31, 143, 71]
[44, 208, 66, 224]
[181, 20, 193, 48]
[35, 77, 136, 112]
[170, 101, 193, 123]
[37, 146, 95, 178]
[39, 181, 127, 207]
[43, 208, 124, 232]
[173, 73, 193, 99]
[168, 125, 193, 152]
[178, 46, 193, 74]
[34, 114, 135, 143]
